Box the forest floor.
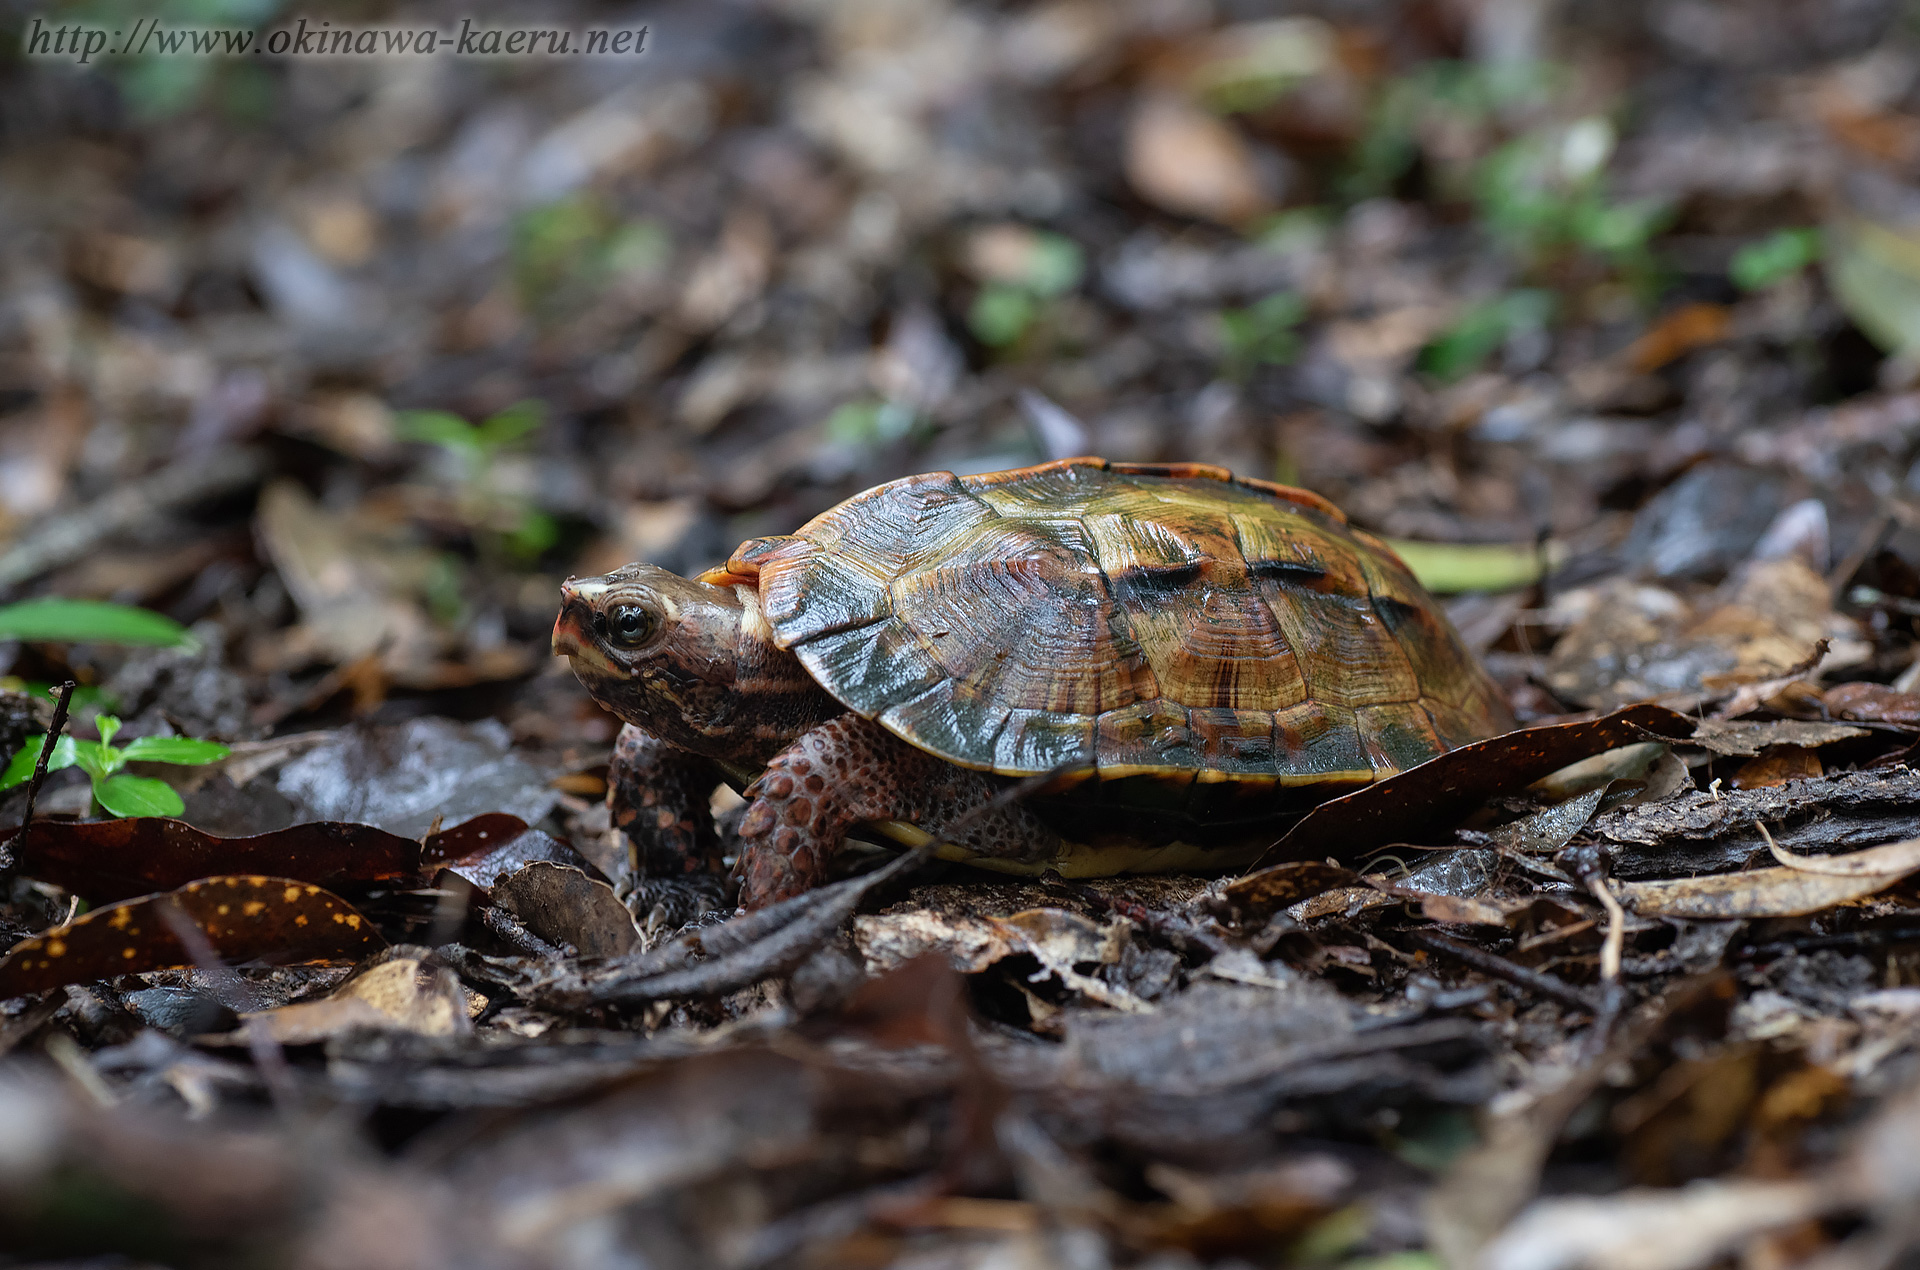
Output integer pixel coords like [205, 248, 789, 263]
[8, 1, 1920, 1267]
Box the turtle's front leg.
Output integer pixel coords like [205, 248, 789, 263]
[607, 725, 731, 923]
[734, 714, 1059, 909]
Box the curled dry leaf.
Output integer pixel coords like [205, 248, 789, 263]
[1615, 834, 1920, 919]
[1482, 1179, 1829, 1270]
[490, 862, 639, 959]
[1221, 861, 1364, 920]
[233, 947, 475, 1044]
[0, 876, 385, 997]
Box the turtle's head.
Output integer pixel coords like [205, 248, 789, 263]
[553, 563, 840, 763]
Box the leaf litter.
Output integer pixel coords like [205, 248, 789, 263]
[14, 2, 1920, 1267]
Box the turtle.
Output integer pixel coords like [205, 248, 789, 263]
[552, 457, 1515, 911]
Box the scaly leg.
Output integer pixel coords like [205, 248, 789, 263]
[607, 725, 730, 923]
[734, 714, 1059, 909]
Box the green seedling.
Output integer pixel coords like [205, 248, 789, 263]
[75, 0, 286, 120]
[513, 195, 671, 309]
[1473, 118, 1671, 274]
[1732, 227, 1822, 290]
[1419, 289, 1555, 381]
[398, 400, 558, 564]
[1219, 291, 1307, 380]
[0, 598, 193, 648]
[1, 713, 229, 819]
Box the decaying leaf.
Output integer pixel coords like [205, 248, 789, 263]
[1684, 719, 1869, 757]
[0, 876, 385, 996]
[854, 906, 1148, 1011]
[1221, 861, 1365, 920]
[490, 862, 639, 958]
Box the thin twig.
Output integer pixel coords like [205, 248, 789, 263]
[1408, 928, 1607, 1013]
[8, 680, 77, 869]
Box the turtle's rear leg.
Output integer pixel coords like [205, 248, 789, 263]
[607, 725, 731, 925]
[735, 714, 1059, 909]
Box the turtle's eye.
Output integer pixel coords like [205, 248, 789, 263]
[605, 604, 656, 649]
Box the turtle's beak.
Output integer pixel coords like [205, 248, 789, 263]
[551, 576, 608, 659]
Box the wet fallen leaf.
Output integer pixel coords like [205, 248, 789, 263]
[425, 813, 598, 889]
[274, 718, 565, 838]
[0, 876, 385, 996]
[1824, 680, 1920, 726]
[1266, 704, 1696, 865]
[7, 817, 424, 904]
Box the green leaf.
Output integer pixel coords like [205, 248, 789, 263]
[968, 284, 1037, 347]
[1419, 289, 1555, 381]
[0, 735, 78, 789]
[501, 510, 560, 562]
[94, 774, 185, 819]
[1021, 233, 1085, 298]
[1732, 227, 1821, 290]
[94, 714, 121, 748]
[1385, 537, 1566, 594]
[0, 599, 193, 648]
[119, 736, 233, 765]
[396, 409, 484, 455]
[477, 401, 546, 450]
[1220, 291, 1307, 379]
[1825, 219, 1920, 355]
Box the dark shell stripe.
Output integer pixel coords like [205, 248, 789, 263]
[750, 457, 1512, 779]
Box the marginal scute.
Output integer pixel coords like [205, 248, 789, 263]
[1356, 701, 1448, 774]
[758, 457, 1511, 779]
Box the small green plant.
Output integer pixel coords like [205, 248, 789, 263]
[1343, 60, 1558, 201]
[397, 400, 559, 564]
[1732, 227, 1822, 290]
[0, 598, 193, 648]
[1419, 289, 1554, 380]
[1472, 117, 1670, 277]
[512, 196, 671, 309]
[73, 0, 286, 121]
[1219, 291, 1307, 380]
[2, 713, 229, 818]
[967, 232, 1086, 348]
